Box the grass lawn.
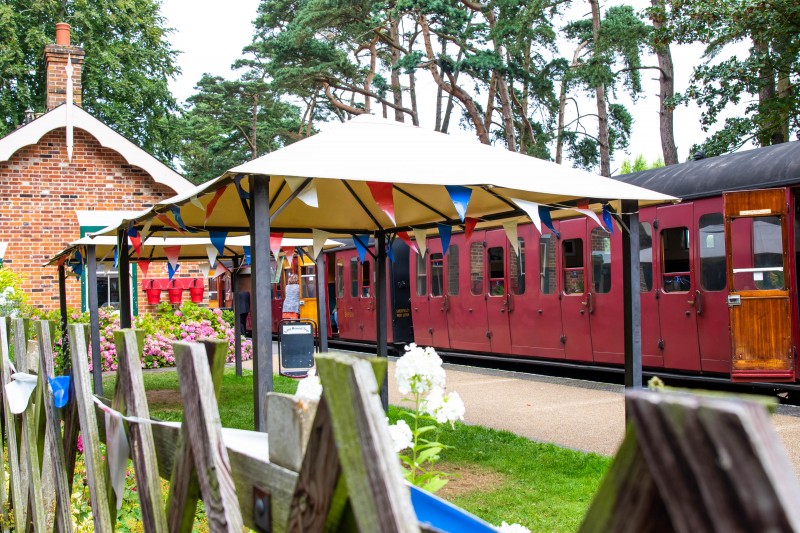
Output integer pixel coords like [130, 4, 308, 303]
[107, 368, 610, 532]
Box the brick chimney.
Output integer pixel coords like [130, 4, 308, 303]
[44, 23, 85, 111]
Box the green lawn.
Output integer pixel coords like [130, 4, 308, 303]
[108, 368, 610, 532]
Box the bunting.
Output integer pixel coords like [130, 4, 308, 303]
[156, 214, 184, 234]
[48, 376, 71, 408]
[164, 246, 181, 269]
[170, 206, 189, 231]
[396, 231, 419, 255]
[167, 262, 179, 280]
[138, 260, 150, 279]
[412, 228, 427, 257]
[353, 234, 370, 262]
[312, 229, 329, 260]
[387, 241, 396, 263]
[437, 223, 452, 255]
[243, 246, 251, 266]
[367, 182, 396, 224]
[503, 220, 520, 255]
[282, 246, 295, 265]
[510, 198, 542, 234]
[129, 234, 142, 258]
[205, 186, 228, 224]
[214, 261, 230, 278]
[285, 177, 319, 208]
[142, 218, 153, 237]
[199, 262, 211, 278]
[234, 175, 250, 200]
[464, 217, 479, 240]
[205, 244, 218, 268]
[5, 372, 38, 414]
[210, 231, 228, 257]
[445, 185, 472, 221]
[189, 195, 204, 211]
[602, 204, 615, 234]
[539, 206, 559, 237]
[270, 233, 284, 261]
[113, 246, 118, 269]
[572, 208, 604, 231]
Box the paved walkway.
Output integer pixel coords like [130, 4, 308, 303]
[238, 344, 800, 474]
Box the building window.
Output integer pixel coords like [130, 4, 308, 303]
[361, 260, 371, 297]
[96, 268, 120, 309]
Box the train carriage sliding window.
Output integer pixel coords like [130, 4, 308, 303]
[662, 227, 691, 292]
[488, 247, 505, 296]
[301, 264, 317, 298]
[416, 253, 427, 296]
[447, 246, 459, 295]
[590, 228, 611, 293]
[470, 242, 484, 295]
[540, 234, 557, 294]
[639, 223, 653, 291]
[563, 239, 585, 295]
[361, 260, 371, 297]
[430, 253, 445, 297]
[698, 213, 726, 291]
[510, 238, 525, 295]
[336, 260, 344, 299]
[731, 216, 785, 291]
[350, 258, 359, 298]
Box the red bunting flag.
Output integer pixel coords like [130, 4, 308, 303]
[577, 199, 590, 210]
[138, 260, 150, 278]
[129, 234, 142, 258]
[282, 246, 295, 265]
[367, 182, 396, 225]
[464, 217, 479, 240]
[205, 185, 228, 224]
[156, 214, 184, 234]
[56, 255, 68, 267]
[270, 233, 283, 261]
[164, 246, 180, 268]
[396, 231, 419, 255]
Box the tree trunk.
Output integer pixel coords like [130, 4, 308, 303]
[590, 0, 611, 176]
[251, 93, 258, 159]
[435, 38, 445, 131]
[408, 71, 419, 126]
[777, 73, 790, 144]
[754, 39, 779, 146]
[389, 18, 404, 123]
[650, 0, 678, 165]
[556, 42, 588, 165]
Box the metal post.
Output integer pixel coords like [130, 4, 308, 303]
[86, 245, 103, 393]
[232, 255, 243, 377]
[375, 231, 389, 411]
[58, 264, 69, 363]
[117, 229, 132, 328]
[250, 176, 273, 432]
[315, 252, 329, 352]
[622, 199, 643, 401]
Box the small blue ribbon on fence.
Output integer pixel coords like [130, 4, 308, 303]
[48, 376, 71, 408]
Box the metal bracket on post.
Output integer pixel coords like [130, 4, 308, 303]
[253, 485, 272, 532]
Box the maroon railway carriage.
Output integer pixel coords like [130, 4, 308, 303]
[327, 141, 800, 384]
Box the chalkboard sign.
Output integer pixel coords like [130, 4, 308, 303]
[279, 321, 315, 377]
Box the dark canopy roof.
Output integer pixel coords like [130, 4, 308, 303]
[612, 141, 800, 200]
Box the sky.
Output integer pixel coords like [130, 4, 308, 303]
[159, 0, 745, 172]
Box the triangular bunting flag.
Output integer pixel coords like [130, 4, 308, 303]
[572, 208, 605, 231]
[602, 204, 615, 234]
[445, 185, 472, 221]
[503, 219, 520, 254]
[396, 231, 419, 255]
[437, 223, 452, 255]
[113, 246, 119, 269]
[205, 186, 227, 224]
[282, 246, 295, 265]
[312, 229, 329, 260]
[199, 262, 211, 277]
[167, 262, 179, 280]
[367, 182, 396, 225]
[210, 231, 228, 257]
[129, 234, 142, 258]
[164, 246, 181, 269]
[205, 244, 218, 268]
[234, 175, 250, 200]
[214, 261, 230, 279]
[412, 228, 427, 257]
[464, 217, 479, 240]
[510, 198, 542, 234]
[539, 206, 559, 237]
[387, 241, 396, 263]
[243, 246, 251, 266]
[353, 235, 370, 262]
[156, 214, 184, 234]
[285, 177, 319, 208]
[190, 195, 204, 211]
[138, 260, 150, 278]
[270, 234, 284, 261]
[170, 206, 188, 231]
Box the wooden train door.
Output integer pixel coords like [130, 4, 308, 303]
[448, 233, 492, 352]
[724, 189, 794, 382]
[527, 228, 566, 358]
[426, 239, 452, 350]
[357, 257, 376, 341]
[338, 255, 360, 341]
[637, 212, 663, 368]
[485, 229, 513, 354]
[656, 203, 701, 371]
[588, 226, 624, 364]
[410, 251, 433, 346]
[507, 225, 552, 356]
[559, 218, 593, 361]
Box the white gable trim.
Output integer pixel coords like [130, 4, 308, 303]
[76, 210, 144, 228]
[0, 105, 193, 193]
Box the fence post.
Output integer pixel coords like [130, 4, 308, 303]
[0, 318, 23, 531]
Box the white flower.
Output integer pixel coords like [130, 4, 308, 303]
[395, 343, 446, 395]
[295, 368, 322, 402]
[387, 419, 413, 452]
[497, 522, 531, 533]
[422, 390, 465, 426]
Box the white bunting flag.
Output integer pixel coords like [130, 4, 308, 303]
[105, 409, 130, 509]
[503, 219, 520, 255]
[199, 261, 210, 278]
[189, 195, 204, 211]
[312, 229, 329, 260]
[572, 208, 605, 231]
[510, 198, 542, 234]
[205, 244, 218, 268]
[412, 228, 427, 258]
[285, 177, 319, 208]
[142, 218, 153, 237]
[4, 372, 38, 414]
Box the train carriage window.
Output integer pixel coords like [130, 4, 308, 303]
[447, 246, 459, 295]
[488, 247, 505, 296]
[540, 234, 557, 294]
[639, 223, 653, 291]
[416, 253, 427, 296]
[590, 228, 611, 293]
[510, 238, 525, 295]
[336, 259, 344, 299]
[563, 239, 585, 294]
[301, 264, 317, 298]
[350, 258, 359, 298]
[662, 227, 691, 292]
[470, 242, 484, 295]
[430, 253, 444, 297]
[361, 260, 371, 297]
[699, 213, 726, 291]
[731, 216, 785, 291]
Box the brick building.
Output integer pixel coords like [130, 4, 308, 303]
[0, 24, 194, 311]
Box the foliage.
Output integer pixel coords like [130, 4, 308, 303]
[0, 0, 182, 163]
[0, 269, 26, 318]
[620, 154, 665, 174]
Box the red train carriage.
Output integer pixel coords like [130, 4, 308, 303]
[327, 141, 800, 384]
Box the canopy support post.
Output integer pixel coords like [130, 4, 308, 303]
[232, 256, 243, 377]
[315, 252, 329, 352]
[250, 175, 273, 432]
[375, 231, 388, 411]
[86, 244, 103, 393]
[117, 229, 132, 328]
[622, 199, 643, 410]
[58, 263, 69, 364]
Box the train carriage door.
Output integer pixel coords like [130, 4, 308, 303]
[559, 218, 593, 361]
[724, 189, 794, 382]
[637, 212, 663, 367]
[410, 249, 433, 346]
[525, 228, 566, 358]
[485, 229, 513, 354]
[339, 255, 360, 341]
[357, 257, 376, 341]
[448, 232, 492, 352]
[427, 239, 452, 350]
[657, 203, 701, 371]
[588, 225, 624, 364]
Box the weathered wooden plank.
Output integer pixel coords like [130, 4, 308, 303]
[29, 337, 58, 533]
[167, 340, 227, 532]
[68, 324, 113, 532]
[0, 318, 24, 531]
[173, 341, 244, 532]
[113, 329, 168, 533]
[267, 393, 317, 472]
[315, 353, 418, 533]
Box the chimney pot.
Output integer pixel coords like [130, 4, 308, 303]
[55, 23, 70, 46]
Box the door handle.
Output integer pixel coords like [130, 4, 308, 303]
[694, 290, 703, 315]
[582, 292, 594, 314]
[507, 293, 514, 313]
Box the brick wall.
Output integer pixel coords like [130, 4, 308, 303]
[0, 128, 179, 309]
